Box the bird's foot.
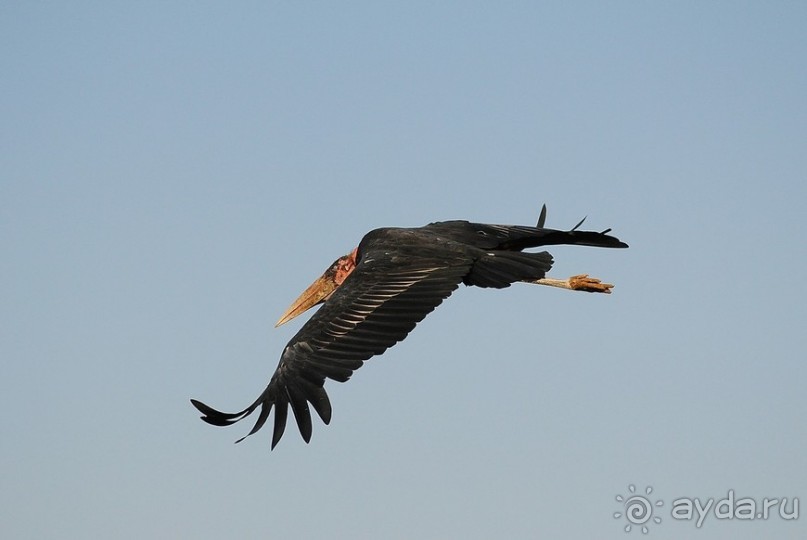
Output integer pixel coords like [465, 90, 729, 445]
[525, 274, 615, 293]
[567, 274, 614, 293]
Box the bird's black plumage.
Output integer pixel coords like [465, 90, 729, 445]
[192, 215, 627, 448]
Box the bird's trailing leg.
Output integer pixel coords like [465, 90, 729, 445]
[523, 274, 615, 294]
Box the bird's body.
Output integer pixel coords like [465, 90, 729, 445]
[192, 211, 627, 448]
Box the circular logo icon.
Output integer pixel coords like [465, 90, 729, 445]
[614, 485, 663, 533]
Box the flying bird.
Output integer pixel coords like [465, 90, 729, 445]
[192, 206, 628, 448]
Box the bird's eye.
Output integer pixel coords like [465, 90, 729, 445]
[476, 230, 487, 236]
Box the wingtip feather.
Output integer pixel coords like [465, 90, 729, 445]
[537, 204, 547, 228]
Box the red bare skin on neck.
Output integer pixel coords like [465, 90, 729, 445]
[334, 247, 358, 285]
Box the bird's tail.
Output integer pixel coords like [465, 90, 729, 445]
[493, 223, 628, 251]
[532, 204, 628, 249]
[535, 227, 629, 249]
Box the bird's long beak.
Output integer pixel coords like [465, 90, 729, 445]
[275, 248, 358, 328]
[275, 271, 338, 327]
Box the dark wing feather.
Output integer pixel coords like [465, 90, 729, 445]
[536, 204, 547, 228]
[192, 245, 472, 448]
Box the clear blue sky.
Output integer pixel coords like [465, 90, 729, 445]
[2, 2, 805, 539]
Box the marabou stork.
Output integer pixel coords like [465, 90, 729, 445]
[192, 206, 628, 449]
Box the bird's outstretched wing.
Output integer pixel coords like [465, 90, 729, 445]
[192, 245, 473, 448]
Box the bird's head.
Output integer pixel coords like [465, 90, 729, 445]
[275, 247, 359, 327]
